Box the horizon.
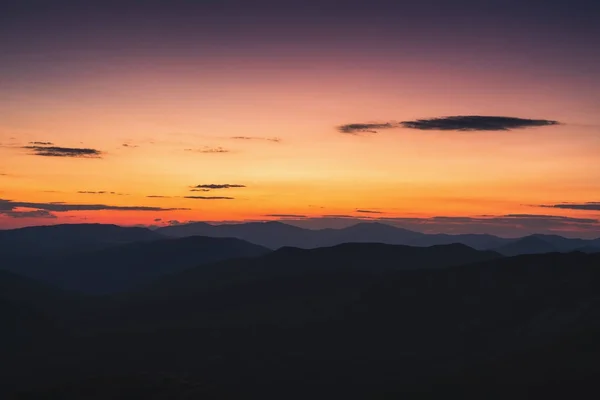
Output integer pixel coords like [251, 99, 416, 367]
[1, 0, 599, 238]
[2, 219, 599, 240]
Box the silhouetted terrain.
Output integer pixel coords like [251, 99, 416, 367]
[0, 224, 163, 263]
[4, 243, 600, 398]
[2, 235, 270, 294]
[157, 221, 599, 254]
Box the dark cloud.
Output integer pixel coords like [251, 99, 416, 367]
[0, 198, 188, 212]
[0, 209, 57, 219]
[264, 214, 308, 218]
[23, 146, 103, 158]
[154, 218, 162, 222]
[185, 147, 229, 153]
[321, 214, 356, 218]
[29, 141, 54, 145]
[146, 195, 172, 198]
[400, 116, 560, 131]
[122, 143, 139, 148]
[183, 196, 234, 200]
[337, 123, 395, 134]
[191, 184, 246, 190]
[538, 202, 600, 211]
[231, 136, 282, 143]
[190, 189, 211, 192]
[356, 209, 383, 214]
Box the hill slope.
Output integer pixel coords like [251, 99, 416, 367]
[8, 236, 271, 294]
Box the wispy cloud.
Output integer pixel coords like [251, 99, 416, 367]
[0, 198, 188, 212]
[185, 146, 229, 153]
[146, 195, 172, 198]
[77, 191, 128, 195]
[183, 196, 234, 200]
[400, 116, 560, 131]
[23, 145, 103, 158]
[264, 214, 307, 218]
[337, 116, 560, 135]
[356, 209, 384, 214]
[538, 202, 600, 211]
[0, 209, 57, 219]
[231, 136, 281, 143]
[191, 184, 246, 190]
[29, 141, 54, 145]
[337, 123, 395, 134]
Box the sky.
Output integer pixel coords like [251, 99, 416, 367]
[1, 0, 599, 237]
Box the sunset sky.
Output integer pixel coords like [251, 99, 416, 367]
[1, 0, 599, 237]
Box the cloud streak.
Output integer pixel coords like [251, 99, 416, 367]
[337, 116, 560, 135]
[183, 196, 234, 200]
[400, 116, 560, 131]
[191, 184, 246, 190]
[264, 214, 308, 218]
[0, 210, 57, 219]
[0, 198, 188, 212]
[23, 145, 103, 158]
[356, 209, 383, 214]
[231, 136, 281, 143]
[337, 123, 395, 134]
[538, 202, 600, 211]
[29, 141, 54, 145]
[185, 147, 229, 153]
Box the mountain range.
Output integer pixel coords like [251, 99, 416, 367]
[157, 220, 600, 253]
[3, 243, 600, 398]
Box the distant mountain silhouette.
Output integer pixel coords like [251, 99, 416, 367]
[157, 221, 511, 250]
[3, 236, 270, 294]
[0, 223, 163, 259]
[157, 220, 599, 255]
[494, 235, 559, 256]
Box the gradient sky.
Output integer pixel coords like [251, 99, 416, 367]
[1, 0, 599, 237]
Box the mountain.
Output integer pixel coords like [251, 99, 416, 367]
[4, 236, 270, 294]
[0, 223, 163, 258]
[7, 246, 600, 398]
[494, 235, 559, 256]
[576, 245, 600, 254]
[158, 221, 596, 254]
[157, 221, 511, 250]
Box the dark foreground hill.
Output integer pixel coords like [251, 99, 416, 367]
[3, 236, 270, 294]
[5, 246, 600, 398]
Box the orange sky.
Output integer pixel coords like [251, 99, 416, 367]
[1, 1, 599, 237]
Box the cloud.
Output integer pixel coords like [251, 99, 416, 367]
[264, 214, 308, 218]
[537, 202, 600, 211]
[29, 141, 54, 145]
[183, 196, 234, 200]
[0, 209, 57, 219]
[23, 145, 103, 158]
[146, 195, 172, 198]
[321, 214, 356, 218]
[191, 184, 246, 190]
[122, 143, 139, 148]
[190, 189, 211, 192]
[400, 116, 560, 131]
[337, 123, 395, 134]
[185, 147, 229, 153]
[356, 209, 383, 214]
[154, 218, 162, 222]
[0, 198, 188, 212]
[77, 191, 128, 195]
[231, 136, 282, 143]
